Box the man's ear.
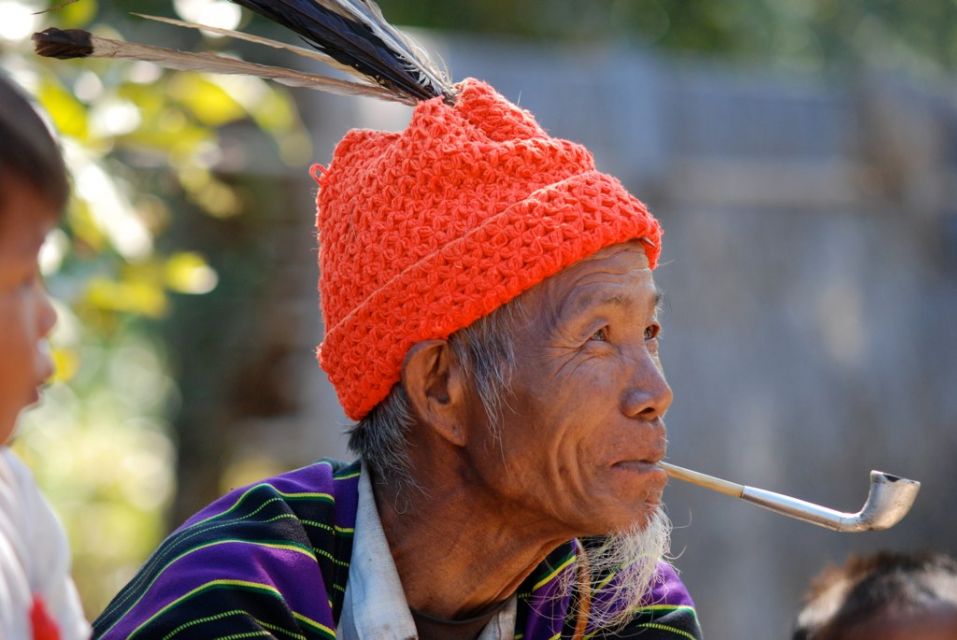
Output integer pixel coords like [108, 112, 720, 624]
[401, 340, 467, 447]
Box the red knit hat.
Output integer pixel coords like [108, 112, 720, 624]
[315, 78, 662, 420]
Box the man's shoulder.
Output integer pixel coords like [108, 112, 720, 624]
[180, 458, 361, 532]
[615, 562, 701, 639]
[516, 544, 702, 640]
[93, 459, 361, 639]
[160, 457, 361, 596]
[647, 561, 696, 608]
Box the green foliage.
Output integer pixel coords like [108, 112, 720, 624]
[377, 0, 957, 75]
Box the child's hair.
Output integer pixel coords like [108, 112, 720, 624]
[0, 73, 68, 211]
[793, 551, 957, 640]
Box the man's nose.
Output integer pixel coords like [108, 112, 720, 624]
[620, 351, 673, 421]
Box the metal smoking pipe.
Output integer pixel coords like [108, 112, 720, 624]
[660, 462, 920, 532]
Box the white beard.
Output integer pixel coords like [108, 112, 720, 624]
[562, 507, 673, 632]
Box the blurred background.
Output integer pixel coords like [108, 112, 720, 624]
[2, 1, 956, 637]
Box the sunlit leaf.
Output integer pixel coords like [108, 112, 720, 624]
[50, 347, 81, 384]
[122, 118, 213, 158]
[249, 86, 295, 132]
[89, 97, 142, 138]
[166, 252, 218, 294]
[84, 277, 168, 317]
[169, 72, 247, 127]
[66, 200, 108, 252]
[116, 82, 168, 120]
[246, 85, 312, 166]
[177, 164, 242, 217]
[57, 0, 98, 28]
[37, 77, 89, 141]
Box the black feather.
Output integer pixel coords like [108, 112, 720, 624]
[229, 0, 440, 101]
[32, 28, 94, 59]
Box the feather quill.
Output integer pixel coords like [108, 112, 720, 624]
[131, 13, 364, 81]
[34, 0, 455, 105]
[228, 0, 454, 102]
[311, 0, 450, 96]
[32, 28, 408, 103]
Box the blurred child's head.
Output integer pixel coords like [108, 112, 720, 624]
[0, 74, 66, 442]
[794, 551, 957, 640]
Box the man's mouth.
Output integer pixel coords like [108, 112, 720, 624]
[612, 445, 666, 470]
[610, 460, 668, 509]
[611, 457, 668, 487]
[613, 460, 665, 474]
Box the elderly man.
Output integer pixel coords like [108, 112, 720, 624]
[92, 79, 701, 639]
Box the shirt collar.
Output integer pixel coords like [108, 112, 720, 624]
[338, 465, 516, 640]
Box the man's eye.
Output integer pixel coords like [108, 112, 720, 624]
[590, 327, 610, 342]
[644, 324, 660, 340]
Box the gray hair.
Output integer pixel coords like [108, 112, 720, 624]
[563, 509, 673, 632]
[348, 298, 525, 489]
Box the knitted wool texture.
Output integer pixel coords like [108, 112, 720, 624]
[315, 78, 662, 420]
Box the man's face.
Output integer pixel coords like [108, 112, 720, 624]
[464, 241, 672, 538]
[0, 178, 58, 443]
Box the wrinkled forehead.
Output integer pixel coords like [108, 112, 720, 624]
[521, 241, 656, 318]
[574, 241, 651, 270]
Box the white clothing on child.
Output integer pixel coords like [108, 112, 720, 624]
[0, 448, 89, 639]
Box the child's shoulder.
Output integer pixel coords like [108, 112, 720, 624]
[0, 447, 44, 500]
[1, 445, 31, 472]
[0, 447, 33, 494]
[0, 448, 89, 640]
[0, 447, 67, 554]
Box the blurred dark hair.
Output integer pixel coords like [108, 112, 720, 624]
[0, 73, 68, 212]
[793, 551, 957, 640]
